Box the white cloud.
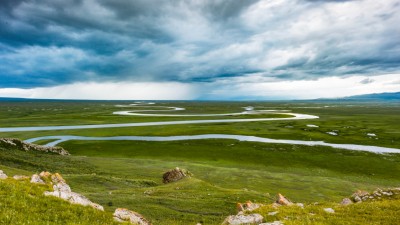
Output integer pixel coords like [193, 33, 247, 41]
[0, 82, 199, 100]
[0, 74, 398, 100]
[202, 74, 400, 100]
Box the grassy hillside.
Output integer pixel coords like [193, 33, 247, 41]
[256, 193, 400, 224]
[1, 138, 400, 224]
[0, 178, 118, 225]
[0, 101, 399, 224]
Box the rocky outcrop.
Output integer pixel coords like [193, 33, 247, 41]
[113, 208, 151, 225]
[237, 201, 264, 213]
[222, 213, 264, 225]
[348, 188, 400, 203]
[43, 172, 104, 211]
[162, 167, 191, 184]
[0, 138, 69, 155]
[0, 170, 8, 179]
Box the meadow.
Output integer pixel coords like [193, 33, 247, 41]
[0, 100, 399, 224]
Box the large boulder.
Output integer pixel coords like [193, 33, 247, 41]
[162, 167, 191, 184]
[0, 170, 8, 179]
[113, 208, 151, 225]
[222, 213, 264, 225]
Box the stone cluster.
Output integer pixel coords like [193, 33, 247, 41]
[342, 188, 400, 205]
[0, 138, 69, 155]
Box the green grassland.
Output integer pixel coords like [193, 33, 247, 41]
[0, 100, 399, 224]
[0, 101, 398, 148]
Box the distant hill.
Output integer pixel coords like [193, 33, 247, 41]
[342, 92, 400, 101]
[312, 92, 400, 102]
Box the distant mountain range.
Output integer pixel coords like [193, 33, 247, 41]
[317, 92, 400, 102]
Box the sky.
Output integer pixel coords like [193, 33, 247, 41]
[0, 0, 399, 100]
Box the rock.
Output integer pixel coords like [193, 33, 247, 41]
[113, 208, 151, 225]
[0, 138, 69, 155]
[352, 190, 369, 198]
[353, 196, 362, 202]
[373, 191, 381, 197]
[44, 173, 104, 211]
[351, 190, 370, 202]
[13, 175, 29, 180]
[295, 203, 304, 208]
[162, 167, 191, 184]
[382, 191, 393, 196]
[39, 171, 52, 178]
[237, 201, 263, 212]
[323, 208, 335, 213]
[271, 203, 281, 208]
[260, 221, 283, 225]
[222, 213, 264, 225]
[340, 198, 353, 206]
[276, 193, 293, 206]
[51, 173, 66, 184]
[31, 174, 46, 184]
[90, 203, 105, 211]
[267, 211, 278, 216]
[0, 170, 8, 179]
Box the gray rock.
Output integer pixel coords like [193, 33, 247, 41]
[0, 170, 8, 179]
[13, 175, 29, 180]
[113, 208, 151, 225]
[353, 196, 362, 202]
[222, 213, 264, 225]
[268, 211, 279, 216]
[323, 208, 335, 213]
[237, 201, 263, 212]
[260, 221, 283, 225]
[31, 174, 45, 184]
[340, 198, 353, 206]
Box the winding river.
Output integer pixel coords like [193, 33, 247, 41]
[25, 134, 400, 154]
[1, 103, 399, 154]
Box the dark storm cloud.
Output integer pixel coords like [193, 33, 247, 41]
[0, 0, 399, 88]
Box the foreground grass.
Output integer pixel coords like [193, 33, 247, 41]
[1, 138, 400, 224]
[0, 178, 118, 225]
[257, 194, 400, 224]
